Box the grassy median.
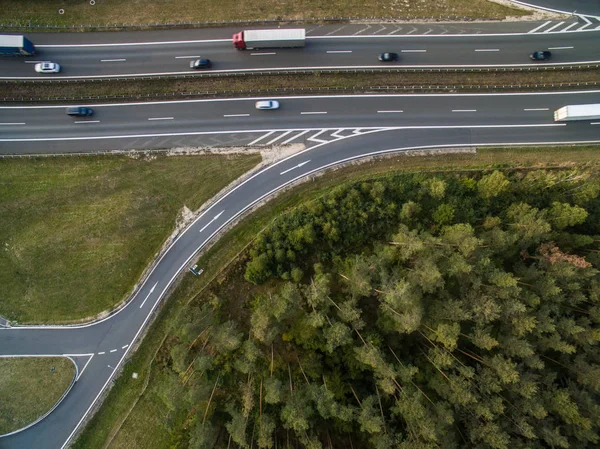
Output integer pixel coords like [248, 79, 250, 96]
[0, 153, 261, 324]
[3, 69, 598, 102]
[1, 0, 527, 28]
[0, 356, 76, 435]
[72, 144, 600, 449]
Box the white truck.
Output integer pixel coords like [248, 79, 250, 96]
[554, 104, 600, 122]
[232, 29, 305, 50]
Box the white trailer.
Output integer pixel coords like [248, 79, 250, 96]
[554, 104, 600, 122]
[233, 29, 305, 50]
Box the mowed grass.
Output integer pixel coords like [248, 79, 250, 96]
[73, 145, 600, 449]
[0, 153, 261, 324]
[3, 69, 598, 101]
[1, 0, 527, 27]
[0, 356, 75, 435]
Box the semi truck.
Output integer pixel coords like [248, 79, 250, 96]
[554, 104, 600, 122]
[232, 29, 305, 50]
[0, 35, 36, 56]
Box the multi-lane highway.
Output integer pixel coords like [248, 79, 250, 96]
[2, 27, 600, 79]
[1, 90, 600, 449]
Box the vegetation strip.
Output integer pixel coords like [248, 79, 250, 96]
[0, 0, 527, 28]
[72, 145, 600, 449]
[2, 70, 599, 102]
[0, 357, 76, 435]
[0, 153, 261, 324]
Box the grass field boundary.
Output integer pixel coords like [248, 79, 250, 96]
[0, 355, 77, 438]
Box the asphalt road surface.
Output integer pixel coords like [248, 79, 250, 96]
[2, 27, 599, 79]
[0, 91, 599, 449]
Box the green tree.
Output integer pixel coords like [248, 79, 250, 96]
[477, 170, 510, 199]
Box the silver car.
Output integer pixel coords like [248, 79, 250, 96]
[255, 100, 280, 110]
[34, 62, 60, 73]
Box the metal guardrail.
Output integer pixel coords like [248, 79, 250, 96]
[1, 65, 598, 84]
[1, 81, 598, 103]
[0, 16, 482, 31]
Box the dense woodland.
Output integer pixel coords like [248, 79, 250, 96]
[157, 168, 600, 449]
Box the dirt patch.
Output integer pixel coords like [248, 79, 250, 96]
[487, 0, 568, 21]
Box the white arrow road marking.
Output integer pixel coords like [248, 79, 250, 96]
[139, 282, 158, 308]
[199, 210, 225, 233]
[280, 160, 311, 175]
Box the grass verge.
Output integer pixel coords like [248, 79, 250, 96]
[2, 70, 598, 101]
[1, 0, 527, 28]
[0, 153, 261, 324]
[0, 356, 75, 435]
[73, 144, 600, 449]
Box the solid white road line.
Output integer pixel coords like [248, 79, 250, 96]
[265, 130, 293, 145]
[452, 109, 477, 112]
[543, 21, 566, 33]
[74, 121, 100, 124]
[280, 160, 311, 175]
[250, 52, 276, 55]
[248, 131, 275, 145]
[175, 55, 200, 59]
[301, 111, 327, 115]
[560, 22, 579, 32]
[524, 108, 550, 111]
[281, 130, 310, 144]
[474, 49, 500, 52]
[528, 21, 552, 33]
[100, 59, 126, 62]
[326, 50, 352, 53]
[548, 46, 573, 50]
[401, 49, 426, 53]
[139, 282, 158, 309]
[199, 210, 225, 233]
[0, 122, 26, 125]
[377, 110, 403, 113]
[148, 117, 174, 121]
[224, 114, 250, 117]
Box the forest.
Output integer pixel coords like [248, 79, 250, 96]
[154, 168, 600, 449]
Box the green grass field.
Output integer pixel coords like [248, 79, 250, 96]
[1, 0, 527, 27]
[0, 153, 261, 324]
[0, 357, 75, 435]
[72, 145, 600, 449]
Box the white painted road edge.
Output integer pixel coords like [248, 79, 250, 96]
[0, 89, 599, 110]
[5, 59, 600, 80]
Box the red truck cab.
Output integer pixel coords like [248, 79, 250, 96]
[232, 32, 246, 50]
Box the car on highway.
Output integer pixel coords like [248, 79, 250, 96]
[255, 100, 280, 110]
[189, 58, 212, 69]
[66, 107, 94, 117]
[530, 51, 552, 61]
[378, 52, 399, 62]
[34, 62, 60, 73]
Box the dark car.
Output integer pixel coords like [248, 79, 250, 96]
[189, 58, 212, 69]
[66, 107, 94, 117]
[530, 51, 552, 61]
[378, 52, 399, 62]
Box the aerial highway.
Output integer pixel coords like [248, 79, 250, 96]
[1, 25, 599, 79]
[0, 90, 600, 449]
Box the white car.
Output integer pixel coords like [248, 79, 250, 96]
[34, 62, 60, 73]
[255, 100, 280, 110]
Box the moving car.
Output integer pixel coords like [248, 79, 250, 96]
[255, 100, 280, 110]
[34, 62, 60, 73]
[530, 51, 551, 61]
[66, 107, 94, 117]
[189, 58, 212, 69]
[378, 52, 399, 62]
